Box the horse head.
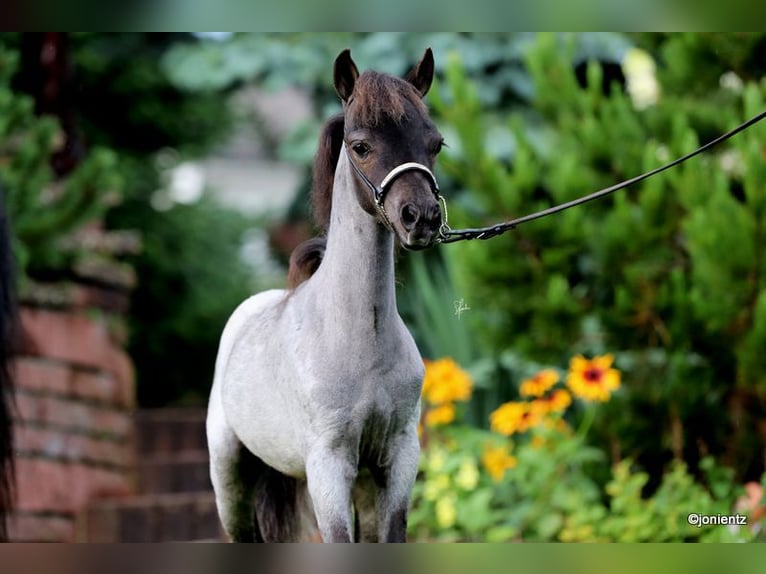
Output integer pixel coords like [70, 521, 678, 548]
[333, 48, 444, 250]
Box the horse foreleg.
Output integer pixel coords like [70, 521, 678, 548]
[376, 431, 420, 542]
[207, 401, 264, 543]
[209, 438, 265, 542]
[306, 445, 356, 543]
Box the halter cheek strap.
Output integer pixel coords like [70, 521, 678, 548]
[344, 143, 443, 232]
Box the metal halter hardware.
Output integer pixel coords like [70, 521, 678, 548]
[344, 143, 448, 234]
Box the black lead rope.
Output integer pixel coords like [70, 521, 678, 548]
[437, 110, 766, 244]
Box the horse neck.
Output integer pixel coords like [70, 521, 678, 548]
[314, 149, 397, 322]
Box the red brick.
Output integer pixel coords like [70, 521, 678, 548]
[14, 425, 134, 468]
[7, 513, 76, 542]
[69, 283, 131, 315]
[20, 308, 130, 380]
[137, 451, 210, 494]
[80, 492, 222, 542]
[14, 458, 134, 514]
[71, 368, 134, 409]
[134, 408, 207, 454]
[12, 358, 72, 396]
[13, 393, 133, 438]
[12, 357, 134, 409]
[103, 348, 135, 406]
[76, 501, 119, 542]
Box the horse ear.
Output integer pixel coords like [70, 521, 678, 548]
[405, 47, 434, 97]
[334, 49, 359, 102]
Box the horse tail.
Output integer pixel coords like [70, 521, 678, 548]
[287, 236, 326, 289]
[0, 190, 18, 541]
[254, 467, 317, 542]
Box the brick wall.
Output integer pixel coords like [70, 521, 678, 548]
[8, 301, 136, 542]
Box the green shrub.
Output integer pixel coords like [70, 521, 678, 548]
[426, 33, 766, 484]
[0, 45, 120, 277]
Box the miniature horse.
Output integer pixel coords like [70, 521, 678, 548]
[206, 48, 444, 542]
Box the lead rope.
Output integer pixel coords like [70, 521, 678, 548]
[435, 109, 766, 244]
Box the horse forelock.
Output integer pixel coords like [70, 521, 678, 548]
[348, 71, 427, 128]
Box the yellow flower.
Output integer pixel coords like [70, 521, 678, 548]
[427, 447, 448, 474]
[542, 416, 572, 435]
[422, 358, 473, 405]
[489, 401, 544, 436]
[424, 403, 456, 427]
[566, 354, 621, 402]
[519, 369, 560, 397]
[455, 458, 480, 491]
[533, 389, 572, 414]
[424, 474, 451, 502]
[435, 495, 457, 529]
[481, 445, 517, 482]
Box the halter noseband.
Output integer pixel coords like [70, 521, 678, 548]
[344, 143, 447, 234]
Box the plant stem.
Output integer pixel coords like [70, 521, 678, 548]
[576, 403, 596, 441]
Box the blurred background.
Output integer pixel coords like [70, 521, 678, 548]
[1, 32, 765, 542]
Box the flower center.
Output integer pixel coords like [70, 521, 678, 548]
[583, 367, 603, 383]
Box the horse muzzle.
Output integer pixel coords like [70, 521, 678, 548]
[398, 200, 442, 250]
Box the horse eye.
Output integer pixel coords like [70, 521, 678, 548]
[431, 139, 445, 155]
[352, 142, 371, 157]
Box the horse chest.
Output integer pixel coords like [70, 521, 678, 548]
[303, 350, 424, 455]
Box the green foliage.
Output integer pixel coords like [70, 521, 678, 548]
[399, 251, 478, 367]
[110, 194, 255, 406]
[428, 32, 766, 482]
[69, 34, 258, 407]
[2, 34, 261, 407]
[0, 45, 120, 276]
[411, 417, 759, 542]
[71, 33, 234, 157]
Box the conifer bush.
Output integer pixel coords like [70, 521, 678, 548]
[426, 33, 766, 484]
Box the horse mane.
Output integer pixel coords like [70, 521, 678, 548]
[311, 113, 344, 233]
[287, 237, 326, 289]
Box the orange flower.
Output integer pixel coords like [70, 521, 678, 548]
[424, 403, 456, 427]
[481, 445, 517, 482]
[490, 401, 544, 436]
[519, 369, 560, 397]
[533, 389, 572, 414]
[566, 354, 621, 402]
[422, 358, 473, 405]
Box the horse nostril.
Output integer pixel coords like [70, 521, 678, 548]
[427, 203, 442, 229]
[400, 204, 420, 230]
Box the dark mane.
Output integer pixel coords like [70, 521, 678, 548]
[311, 114, 344, 233]
[310, 71, 427, 233]
[287, 237, 326, 289]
